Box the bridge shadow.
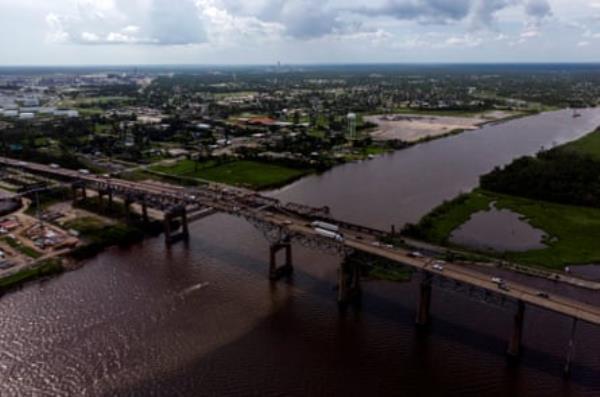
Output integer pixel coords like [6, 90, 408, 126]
[141, 232, 600, 394]
[102, 283, 599, 396]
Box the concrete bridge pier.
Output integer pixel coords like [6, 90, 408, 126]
[416, 272, 433, 326]
[124, 198, 133, 221]
[164, 206, 189, 245]
[141, 199, 149, 224]
[337, 260, 361, 305]
[564, 318, 578, 377]
[269, 237, 293, 280]
[71, 183, 87, 204]
[107, 189, 113, 209]
[97, 188, 112, 210]
[97, 190, 105, 207]
[507, 300, 526, 358]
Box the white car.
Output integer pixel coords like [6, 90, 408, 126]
[491, 277, 503, 284]
[49, 163, 60, 169]
[409, 251, 424, 258]
[78, 169, 90, 175]
[432, 263, 444, 271]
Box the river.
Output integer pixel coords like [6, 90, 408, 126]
[1, 109, 600, 396]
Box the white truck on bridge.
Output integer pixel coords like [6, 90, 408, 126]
[314, 227, 344, 242]
[311, 221, 339, 233]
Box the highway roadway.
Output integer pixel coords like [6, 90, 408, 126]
[2, 156, 600, 326]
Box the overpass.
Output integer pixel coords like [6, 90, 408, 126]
[1, 156, 599, 375]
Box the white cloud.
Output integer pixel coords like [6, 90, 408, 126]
[46, 0, 207, 45]
[0, 0, 591, 64]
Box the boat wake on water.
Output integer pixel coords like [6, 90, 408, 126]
[180, 282, 210, 297]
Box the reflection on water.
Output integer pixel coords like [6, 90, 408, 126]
[1, 109, 600, 396]
[450, 204, 547, 252]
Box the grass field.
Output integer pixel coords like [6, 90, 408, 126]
[560, 127, 600, 161]
[151, 159, 311, 190]
[406, 190, 600, 269]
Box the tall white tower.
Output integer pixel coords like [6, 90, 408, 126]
[346, 113, 358, 140]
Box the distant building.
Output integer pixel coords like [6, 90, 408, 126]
[22, 97, 40, 107]
[167, 148, 190, 157]
[53, 109, 79, 118]
[19, 112, 35, 120]
[2, 110, 18, 118]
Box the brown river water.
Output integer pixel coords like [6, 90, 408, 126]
[1, 109, 600, 396]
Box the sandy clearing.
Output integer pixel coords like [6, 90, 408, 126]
[366, 111, 515, 142]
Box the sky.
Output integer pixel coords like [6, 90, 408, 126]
[1, 0, 600, 65]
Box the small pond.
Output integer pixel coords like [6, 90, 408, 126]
[450, 204, 548, 252]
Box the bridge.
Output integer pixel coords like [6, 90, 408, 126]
[1, 156, 599, 375]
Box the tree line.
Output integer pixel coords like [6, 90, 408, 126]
[480, 148, 600, 208]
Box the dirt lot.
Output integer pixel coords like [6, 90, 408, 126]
[365, 111, 515, 142]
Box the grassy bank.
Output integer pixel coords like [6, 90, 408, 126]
[65, 216, 147, 260]
[67, 199, 163, 260]
[403, 190, 494, 245]
[0, 258, 63, 291]
[404, 190, 600, 269]
[346, 252, 413, 282]
[560, 127, 600, 161]
[151, 159, 312, 190]
[367, 264, 413, 282]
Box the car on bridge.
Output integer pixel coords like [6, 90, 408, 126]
[409, 251, 424, 258]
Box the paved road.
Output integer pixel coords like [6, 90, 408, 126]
[2, 156, 600, 326]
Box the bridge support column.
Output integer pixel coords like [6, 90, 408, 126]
[164, 213, 172, 244]
[164, 206, 189, 245]
[141, 201, 149, 224]
[124, 199, 133, 222]
[107, 190, 113, 209]
[507, 300, 526, 358]
[337, 260, 361, 305]
[269, 237, 293, 280]
[564, 318, 578, 377]
[71, 184, 87, 204]
[416, 272, 433, 326]
[97, 190, 105, 207]
[181, 206, 189, 238]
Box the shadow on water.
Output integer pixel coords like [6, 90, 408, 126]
[104, 287, 599, 397]
[105, 233, 600, 396]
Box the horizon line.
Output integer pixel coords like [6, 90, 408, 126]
[2, 61, 600, 68]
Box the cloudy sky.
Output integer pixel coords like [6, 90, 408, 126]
[1, 0, 600, 65]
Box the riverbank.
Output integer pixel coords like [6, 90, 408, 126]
[365, 110, 528, 143]
[67, 199, 163, 260]
[0, 196, 165, 294]
[403, 189, 600, 269]
[0, 258, 64, 293]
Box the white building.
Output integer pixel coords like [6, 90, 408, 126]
[2, 110, 18, 117]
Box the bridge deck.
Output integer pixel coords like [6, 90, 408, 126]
[2, 157, 600, 326]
